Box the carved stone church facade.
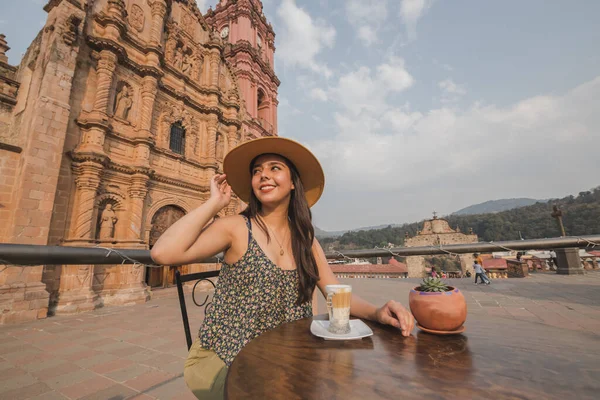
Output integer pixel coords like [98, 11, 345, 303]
[0, 0, 279, 324]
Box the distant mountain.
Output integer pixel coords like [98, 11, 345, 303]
[315, 223, 404, 239]
[452, 198, 542, 215]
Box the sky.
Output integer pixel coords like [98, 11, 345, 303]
[2, 0, 599, 231]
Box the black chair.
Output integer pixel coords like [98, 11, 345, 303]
[175, 269, 220, 350]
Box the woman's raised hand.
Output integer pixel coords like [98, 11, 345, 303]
[210, 174, 232, 210]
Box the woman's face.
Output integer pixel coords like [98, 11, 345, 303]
[251, 154, 295, 207]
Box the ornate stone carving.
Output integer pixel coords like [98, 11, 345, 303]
[182, 52, 194, 76]
[62, 15, 82, 46]
[98, 203, 118, 239]
[106, 0, 127, 20]
[114, 84, 133, 121]
[181, 10, 194, 34]
[129, 4, 145, 32]
[93, 51, 118, 113]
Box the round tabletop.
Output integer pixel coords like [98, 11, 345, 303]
[225, 314, 599, 399]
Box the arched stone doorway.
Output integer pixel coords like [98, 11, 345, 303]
[148, 205, 187, 288]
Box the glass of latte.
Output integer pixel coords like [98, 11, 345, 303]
[325, 284, 352, 334]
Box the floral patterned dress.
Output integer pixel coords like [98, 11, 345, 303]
[199, 217, 313, 367]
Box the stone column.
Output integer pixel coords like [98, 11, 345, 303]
[139, 75, 158, 132]
[209, 50, 220, 88]
[149, 0, 168, 46]
[93, 50, 118, 114]
[555, 248, 584, 275]
[126, 173, 149, 241]
[206, 114, 219, 161]
[54, 160, 104, 315]
[227, 125, 239, 153]
[67, 161, 103, 241]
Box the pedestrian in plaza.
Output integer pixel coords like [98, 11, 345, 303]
[473, 261, 490, 285]
[151, 137, 415, 399]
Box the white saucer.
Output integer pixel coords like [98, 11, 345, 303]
[310, 319, 374, 340]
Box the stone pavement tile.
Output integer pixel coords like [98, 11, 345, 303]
[0, 372, 37, 393]
[0, 366, 28, 381]
[0, 382, 52, 399]
[62, 349, 104, 362]
[477, 301, 500, 308]
[485, 308, 511, 317]
[123, 370, 178, 392]
[31, 362, 82, 380]
[74, 353, 120, 369]
[48, 344, 91, 357]
[0, 342, 33, 356]
[97, 341, 141, 355]
[27, 390, 70, 399]
[116, 331, 147, 343]
[127, 394, 155, 400]
[89, 358, 134, 374]
[23, 357, 67, 373]
[104, 363, 154, 383]
[39, 340, 75, 353]
[127, 334, 171, 348]
[153, 360, 185, 375]
[45, 368, 99, 390]
[0, 359, 13, 371]
[68, 334, 105, 346]
[169, 390, 198, 400]
[78, 384, 139, 400]
[85, 337, 118, 348]
[12, 352, 55, 367]
[58, 375, 115, 400]
[503, 307, 541, 319]
[140, 353, 182, 368]
[152, 342, 189, 358]
[122, 349, 163, 363]
[91, 327, 129, 338]
[143, 375, 190, 400]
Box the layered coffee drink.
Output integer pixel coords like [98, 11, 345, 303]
[326, 285, 352, 334]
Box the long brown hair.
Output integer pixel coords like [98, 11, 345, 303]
[240, 154, 319, 305]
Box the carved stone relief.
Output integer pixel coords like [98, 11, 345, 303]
[129, 4, 145, 32]
[114, 83, 133, 121]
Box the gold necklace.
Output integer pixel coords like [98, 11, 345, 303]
[265, 221, 288, 256]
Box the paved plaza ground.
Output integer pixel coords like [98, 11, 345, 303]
[1, 271, 599, 399]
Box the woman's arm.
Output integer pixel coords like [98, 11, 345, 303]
[150, 174, 234, 265]
[312, 239, 415, 336]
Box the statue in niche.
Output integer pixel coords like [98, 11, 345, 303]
[182, 53, 193, 76]
[114, 85, 133, 120]
[98, 203, 118, 239]
[192, 54, 204, 80]
[173, 46, 183, 69]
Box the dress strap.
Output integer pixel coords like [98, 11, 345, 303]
[243, 216, 252, 245]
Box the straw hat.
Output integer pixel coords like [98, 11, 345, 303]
[223, 137, 325, 207]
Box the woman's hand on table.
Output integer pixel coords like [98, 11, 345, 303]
[375, 300, 415, 337]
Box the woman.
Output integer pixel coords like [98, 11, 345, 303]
[151, 137, 415, 399]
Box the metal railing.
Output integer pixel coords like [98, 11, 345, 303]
[1, 235, 598, 267]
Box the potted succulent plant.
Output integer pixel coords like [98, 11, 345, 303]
[409, 277, 467, 334]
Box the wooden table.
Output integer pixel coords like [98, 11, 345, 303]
[226, 314, 600, 399]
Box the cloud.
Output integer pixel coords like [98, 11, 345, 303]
[277, 0, 336, 77]
[438, 78, 466, 103]
[309, 76, 600, 230]
[400, 0, 432, 40]
[310, 88, 328, 101]
[330, 56, 414, 114]
[346, 0, 388, 46]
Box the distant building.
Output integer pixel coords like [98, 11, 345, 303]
[330, 259, 408, 279]
[404, 214, 478, 278]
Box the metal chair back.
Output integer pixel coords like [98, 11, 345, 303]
[175, 269, 220, 350]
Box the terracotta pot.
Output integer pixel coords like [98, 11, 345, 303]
[409, 287, 467, 331]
